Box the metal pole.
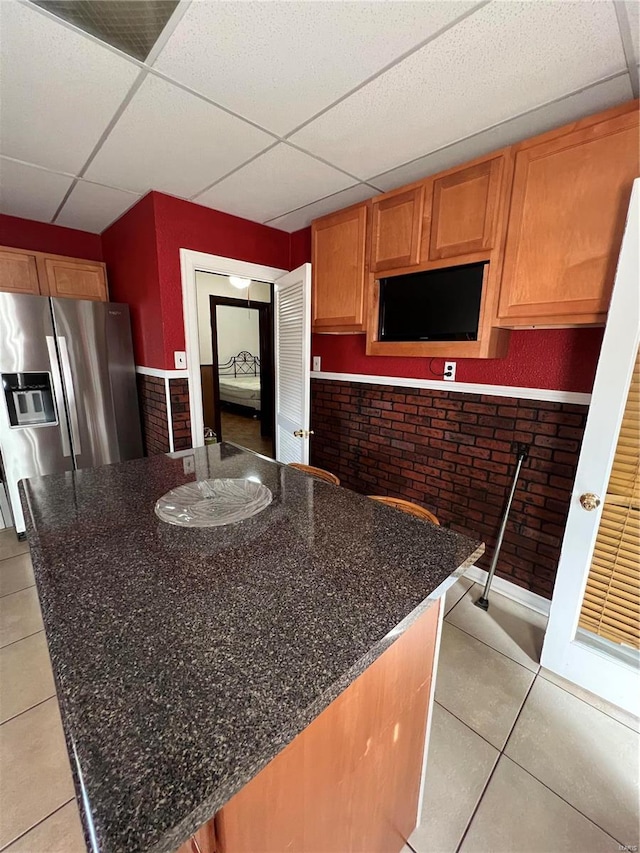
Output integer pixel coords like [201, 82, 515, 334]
[475, 443, 529, 611]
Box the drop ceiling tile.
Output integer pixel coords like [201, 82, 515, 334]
[291, 0, 627, 179]
[267, 184, 377, 233]
[0, 1, 139, 175]
[55, 181, 140, 233]
[622, 1, 639, 64]
[0, 159, 73, 223]
[371, 74, 635, 191]
[153, 1, 477, 136]
[194, 144, 356, 224]
[84, 74, 274, 196]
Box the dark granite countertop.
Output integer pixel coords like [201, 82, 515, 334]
[21, 443, 483, 853]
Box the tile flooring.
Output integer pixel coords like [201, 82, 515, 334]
[1, 528, 638, 853]
[220, 409, 273, 457]
[407, 577, 640, 853]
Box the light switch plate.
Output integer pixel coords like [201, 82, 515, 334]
[174, 351, 187, 369]
[312, 356, 321, 372]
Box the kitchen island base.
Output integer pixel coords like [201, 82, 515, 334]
[177, 599, 441, 853]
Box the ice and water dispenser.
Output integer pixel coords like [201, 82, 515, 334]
[2, 373, 57, 427]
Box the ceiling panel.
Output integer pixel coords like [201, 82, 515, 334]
[194, 144, 356, 224]
[0, 159, 73, 223]
[84, 74, 275, 197]
[0, 1, 139, 175]
[55, 181, 141, 233]
[371, 74, 634, 191]
[291, 1, 627, 180]
[153, 1, 477, 136]
[622, 0, 639, 65]
[266, 184, 377, 233]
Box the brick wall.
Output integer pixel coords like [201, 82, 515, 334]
[169, 378, 192, 451]
[310, 379, 588, 599]
[136, 374, 170, 455]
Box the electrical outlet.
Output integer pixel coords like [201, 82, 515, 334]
[443, 361, 456, 382]
[183, 455, 195, 474]
[174, 351, 187, 369]
[312, 356, 321, 372]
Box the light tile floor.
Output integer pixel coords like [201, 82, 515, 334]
[1, 529, 638, 853]
[409, 578, 640, 853]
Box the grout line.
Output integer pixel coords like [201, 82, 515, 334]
[0, 629, 45, 651]
[281, 0, 490, 141]
[501, 671, 537, 753]
[454, 751, 501, 852]
[536, 668, 640, 735]
[433, 700, 503, 754]
[613, 2, 639, 99]
[442, 619, 542, 676]
[0, 581, 35, 600]
[0, 694, 57, 728]
[0, 798, 74, 852]
[0, 551, 30, 563]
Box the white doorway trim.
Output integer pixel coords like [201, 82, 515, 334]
[179, 250, 287, 448]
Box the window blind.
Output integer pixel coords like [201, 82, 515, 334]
[579, 350, 639, 649]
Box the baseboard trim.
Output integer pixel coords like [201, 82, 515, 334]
[310, 371, 591, 406]
[463, 565, 551, 616]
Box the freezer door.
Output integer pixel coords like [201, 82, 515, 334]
[51, 299, 143, 469]
[0, 293, 74, 531]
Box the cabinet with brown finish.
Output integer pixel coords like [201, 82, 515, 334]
[370, 184, 424, 272]
[0, 246, 108, 302]
[498, 104, 639, 326]
[428, 156, 504, 261]
[312, 202, 369, 333]
[0, 247, 41, 295]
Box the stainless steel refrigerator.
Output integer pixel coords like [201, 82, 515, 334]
[0, 293, 143, 533]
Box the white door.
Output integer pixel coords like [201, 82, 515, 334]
[274, 264, 312, 464]
[541, 181, 639, 716]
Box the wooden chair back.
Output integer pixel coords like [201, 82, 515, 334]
[289, 463, 341, 486]
[369, 495, 439, 525]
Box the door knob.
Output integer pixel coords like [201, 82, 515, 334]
[293, 429, 314, 438]
[579, 493, 601, 511]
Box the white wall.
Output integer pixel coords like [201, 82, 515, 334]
[196, 271, 270, 365]
[217, 305, 260, 366]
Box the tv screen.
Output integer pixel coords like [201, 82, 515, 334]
[379, 262, 486, 342]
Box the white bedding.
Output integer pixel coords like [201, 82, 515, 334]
[219, 375, 261, 410]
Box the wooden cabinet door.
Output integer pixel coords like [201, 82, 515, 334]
[371, 185, 424, 272]
[429, 157, 503, 260]
[498, 109, 639, 325]
[312, 203, 368, 332]
[42, 256, 108, 302]
[0, 248, 41, 295]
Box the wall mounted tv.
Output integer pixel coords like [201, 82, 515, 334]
[378, 262, 486, 342]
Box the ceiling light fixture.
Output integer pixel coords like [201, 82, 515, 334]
[229, 276, 251, 290]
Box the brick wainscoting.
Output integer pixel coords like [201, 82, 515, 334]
[137, 374, 170, 455]
[310, 379, 588, 599]
[169, 378, 192, 451]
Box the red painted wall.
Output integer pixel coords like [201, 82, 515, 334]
[312, 328, 603, 394]
[0, 213, 103, 261]
[101, 194, 164, 367]
[151, 192, 291, 368]
[290, 227, 312, 269]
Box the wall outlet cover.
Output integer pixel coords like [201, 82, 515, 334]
[312, 356, 321, 372]
[174, 351, 187, 369]
[444, 361, 457, 381]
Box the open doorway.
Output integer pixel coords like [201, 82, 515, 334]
[196, 272, 274, 457]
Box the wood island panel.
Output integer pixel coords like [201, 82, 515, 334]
[178, 600, 441, 853]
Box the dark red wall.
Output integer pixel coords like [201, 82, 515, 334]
[312, 328, 603, 394]
[152, 192, 291, 367]
[101, 194, 164, 367]
[0, 213, 103, 261]
[290, 227, 312, 269]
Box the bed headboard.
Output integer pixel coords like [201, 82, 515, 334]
[218, 351, 260, 377]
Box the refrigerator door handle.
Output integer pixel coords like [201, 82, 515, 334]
[45, 336, 72, 458]
[57, 336, 82, 457]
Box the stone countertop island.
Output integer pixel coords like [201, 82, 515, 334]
[21, 443, 483, 853]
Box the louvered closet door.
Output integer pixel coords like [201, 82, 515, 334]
[578, 351, 639, 648]
[274, 264, 311, 464]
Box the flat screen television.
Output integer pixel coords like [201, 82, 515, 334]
[378, 262, 486, 342]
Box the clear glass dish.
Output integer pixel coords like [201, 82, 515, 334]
[155, 478, 272, 528]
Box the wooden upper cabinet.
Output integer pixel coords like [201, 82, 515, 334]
[498, 106, 639, 326]
[41, 256, 108, 302]
[312, 202, 368, 333]
[429, 157, 503, 260]
[370, 185, 424, 272]
[0, 248, 41, 295]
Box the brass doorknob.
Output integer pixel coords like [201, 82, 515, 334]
[579, 493, 601, 511]
[293, 429, 314, 438]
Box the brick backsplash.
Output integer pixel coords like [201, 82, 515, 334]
[137, 374, 170, 455]
[169, 378, 192, 451]
[310, 379, 588, 599]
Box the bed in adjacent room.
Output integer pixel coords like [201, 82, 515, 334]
[218, 351, 261, 412]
